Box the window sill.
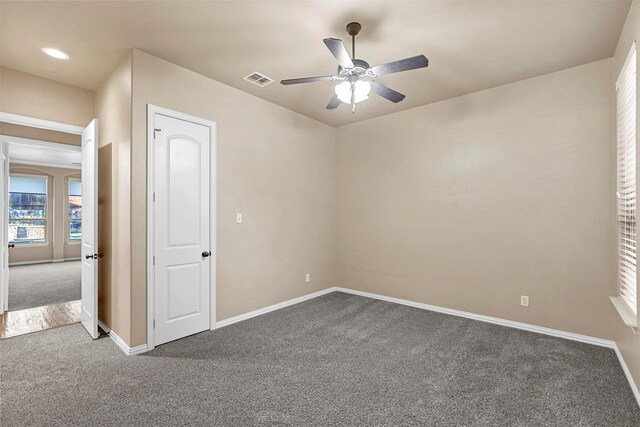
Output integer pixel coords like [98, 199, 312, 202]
[610, 296, 639, 331]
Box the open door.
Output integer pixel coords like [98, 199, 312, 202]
[81, 119, 99, 338]
[0, 142, 8, 314]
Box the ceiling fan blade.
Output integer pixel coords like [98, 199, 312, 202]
[370, 55, 429, 76]
[371, 81, 406, 103]
[323, 38, 355, 69]
[326, 94, 341, 109]
[280, 76, 335, 85]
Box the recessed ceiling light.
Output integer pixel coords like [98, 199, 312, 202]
[42, 47, 69, 60]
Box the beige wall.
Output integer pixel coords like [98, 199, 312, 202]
[337, 59, 617, 340]
[0, 67, 94, 127]
[94, 53, 132, 339]
[129, 50, 337, 346]
[612, 0, 640, 395]
[3, 42, 633, 395]
[8, 164, 81, 264]
[0, 123, 80, 146]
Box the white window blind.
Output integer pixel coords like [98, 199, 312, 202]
[617, 44, 637, 316]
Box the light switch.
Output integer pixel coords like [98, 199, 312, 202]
[236, 213, 243, 224]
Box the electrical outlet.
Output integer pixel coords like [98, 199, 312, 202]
[236, 213, 243, 224]
[305, 273, 310, 283]
[520, 295, 529, 307]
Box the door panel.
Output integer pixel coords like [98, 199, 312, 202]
[167, 263, 202, 320]
[81, 119, 99, 339]
[168, 137, 202, 246]
[154, 113, 210, 346]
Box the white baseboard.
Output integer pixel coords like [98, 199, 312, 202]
[216, 287, 338, 328]
[109, 330, 148, 356]
[334, 287, 614, 348]
[119, 283, 639, 405]
[334, 287, 640, 407]
[614, 344, 640, 407]
[9, 258, 80, 266]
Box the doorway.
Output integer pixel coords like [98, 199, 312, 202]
[147, 105, 216, 350]
[0, 115, 99, 339]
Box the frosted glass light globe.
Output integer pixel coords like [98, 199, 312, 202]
[335, 80, 371, 104]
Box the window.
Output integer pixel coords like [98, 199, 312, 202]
[68, 178, 82, 242]
[615, 43, 637, 323]
[8, 175, 47, 244]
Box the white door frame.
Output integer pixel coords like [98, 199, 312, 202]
[0, 112, 86, 315]
[0, 141, 8, 314]
[0, 112, 84, 135]
[146, 104, 217, 351]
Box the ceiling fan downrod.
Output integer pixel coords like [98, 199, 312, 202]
[280, 20, 429, 111]
[346, 22, 362, 113]
[346, 22, 361, 59]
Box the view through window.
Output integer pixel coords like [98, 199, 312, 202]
[69, 179, 82, 241]
[8, 175, 47, 244]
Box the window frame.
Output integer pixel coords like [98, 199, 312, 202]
[612, 42, 639, 330]
[66, 176, 82, 244]
[8, 172, 49, 247]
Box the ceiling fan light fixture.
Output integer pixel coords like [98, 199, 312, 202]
[281, 22, 428, 111]
[335, 80, 371, 104]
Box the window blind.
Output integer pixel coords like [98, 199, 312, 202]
[617, 44, 637, 316]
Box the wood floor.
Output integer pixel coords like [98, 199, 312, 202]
[0, 300, 81, 339]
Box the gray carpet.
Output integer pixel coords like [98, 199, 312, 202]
[1, 292, 638, 426]
[8, 261, 81, 311]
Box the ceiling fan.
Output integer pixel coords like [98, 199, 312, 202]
[281, 22, 429, 112]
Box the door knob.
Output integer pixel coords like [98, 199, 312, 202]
[202, 251, 211, 258]
[85, 253, 98, 260]
[8, 243, 15, 248]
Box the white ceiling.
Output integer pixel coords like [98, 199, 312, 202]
[4, 137, 81, 170]
[0, 0, 632, 127]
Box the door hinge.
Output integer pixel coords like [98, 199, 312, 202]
[153, 128, 162, 139]
[153, 256, 155, 265]
[153, 319, 155, 328]
[153, 192, 156, 202]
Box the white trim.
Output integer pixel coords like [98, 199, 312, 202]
[216, 285, 617, 349]
[0, 112, 84, 135]
[8, 258, 80, 266]
[0, 142, 7, 313]
[335, 287, 640, 406]
[610, 296, 639, 329]
[8, 159, 81, 170]
[109, 330, 148, 356]
[146, 105, 217, 351]
[171, 284, 640, 404]
[335, 287, 614, 348]
[0, 135, 81, 152]
[216, 287, 338, 328]
[614, 344, 640, 407]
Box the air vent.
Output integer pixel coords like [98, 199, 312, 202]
[244, 72, 274, 87]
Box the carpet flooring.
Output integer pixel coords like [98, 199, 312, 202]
[1, 292, 638, 426]
[8, 261, 81, 311]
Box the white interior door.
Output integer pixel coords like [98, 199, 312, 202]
[81, 119, 99, 339]
[153, 113, 211, 346]
[0, 142, 8, 314]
